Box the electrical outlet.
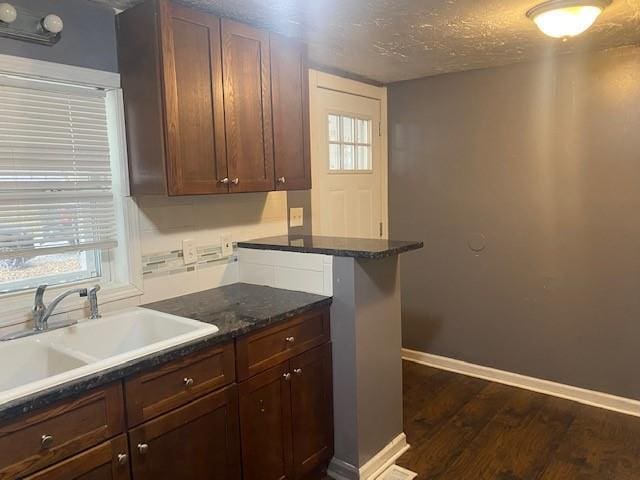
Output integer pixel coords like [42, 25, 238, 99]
[289, 207, 304, 228]
[182, 239, 197, 265]
[221, 234, 233, 257]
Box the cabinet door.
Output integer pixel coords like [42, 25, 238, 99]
[270, 33, 311, 191]
[23, 435, 130, 480]
[221, 19, 275, 193]
[239, 362, 293, 480]
[290, 343, 333, 479]
[158, 1, 227, 195]
[129, 385, 241, 480]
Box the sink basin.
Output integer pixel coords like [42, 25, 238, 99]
[47, 308, 218, 360]
[0, 341, 88, 392]
[0, 308, 218, 405]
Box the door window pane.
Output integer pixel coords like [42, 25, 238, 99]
[327, 113, 372, 172]
[329, 143, 341, 170]
[328, 114, 340, 142]
[342, 116, 354, 143]
[342, 145, 355, 170]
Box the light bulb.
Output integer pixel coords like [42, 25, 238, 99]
[42, 13, 63, 34]
[0, 3, 17, 24]
[527, 0, 610, 38]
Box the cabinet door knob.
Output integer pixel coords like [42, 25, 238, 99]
[218, 177, 229, 184]
[40, 434, 54, 449]
[283, 372, 291, 381]
[117, 453, 128, 466]
[293, 368, 302, 375]
[231, 177, 239, 185]
[137, 443, 149, 455]
[285, 336, 295, 344]
[183, 377, 194, 387]
[277, 176, 286, 184]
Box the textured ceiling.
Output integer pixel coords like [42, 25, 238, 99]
[92, 0, 640, 83]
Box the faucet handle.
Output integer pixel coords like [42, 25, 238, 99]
[89, 285, 101, 294]
[79, 288, 88, 297]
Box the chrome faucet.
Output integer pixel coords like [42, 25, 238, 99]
[0, 284, 102, 341]
[88, 285, 101, 319]
[32, 285, 88, 332]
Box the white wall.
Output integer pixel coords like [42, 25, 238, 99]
[137, 192, 288, 303]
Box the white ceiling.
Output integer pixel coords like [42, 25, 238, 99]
[92, 0, 640, 83]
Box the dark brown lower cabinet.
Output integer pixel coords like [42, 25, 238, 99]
[239, 343, 333, 480]
[290, 344, 334, 479]
[23, 435, 130, 480]
[129, 384, 241, 480]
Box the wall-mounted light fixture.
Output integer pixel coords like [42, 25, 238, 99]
[526, 0, 611, 39]
[0, 3, 63, 45]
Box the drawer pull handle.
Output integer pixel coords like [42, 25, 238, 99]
[183, 377, 194, 387]
[117, 453, 128, 466]
[138, 443, 149, 455]
[283, 372, 291, 381]
[285, 336, 295, 344]
[294, 368, 303, 375]
[40, 434, 54, 449]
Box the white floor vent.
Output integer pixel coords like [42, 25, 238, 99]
[375, 465, 418, 480]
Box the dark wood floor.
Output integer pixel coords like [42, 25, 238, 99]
[396, 360, 640, 479]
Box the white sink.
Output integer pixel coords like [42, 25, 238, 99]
[0, 308, 218, 405]
[0, 341, 88, 392]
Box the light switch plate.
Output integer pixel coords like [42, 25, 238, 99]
[182, 239, 197, 265]
[221, 234, 233, 257]
[289, 207, 304, 228]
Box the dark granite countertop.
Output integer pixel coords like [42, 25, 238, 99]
[0, 283, 331, 423]
[238, 235, 423, 259]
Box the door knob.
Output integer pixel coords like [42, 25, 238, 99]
[183, 377, 194, 387]
[283, 372, 291, 381]
[137, 443, 149, 455]
[231, 177, 239, 185]
[277, 176, 286, 184]
[218, 177, 229, 184]
[285, 336, 295, 344]
[117, 453, 128, 466]
[293, 368, 302, 375]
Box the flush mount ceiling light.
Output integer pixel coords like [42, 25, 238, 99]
[526, 0, 611, 38]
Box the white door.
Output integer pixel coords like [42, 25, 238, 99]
[311, 84, 385, 239]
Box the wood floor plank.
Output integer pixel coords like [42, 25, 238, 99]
[398, 381, 514, 479]
[540, 405, 640, 480]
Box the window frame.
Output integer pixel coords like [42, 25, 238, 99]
[327, 110, 374, 174]
[0, 54, 142, 328]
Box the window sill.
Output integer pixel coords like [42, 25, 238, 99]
[0, 282, 143, 330]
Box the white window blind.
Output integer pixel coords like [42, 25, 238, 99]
[0, 79, 118, 259]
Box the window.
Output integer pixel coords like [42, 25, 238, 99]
[0, 78, 119, 294]
[328, 113, 372, 171]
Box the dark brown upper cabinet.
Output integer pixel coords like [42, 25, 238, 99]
[221, 19, 275, 193]
[270, 33, 312, 191]
[117, 0, 311, 196]
[117, 0, 227, 195]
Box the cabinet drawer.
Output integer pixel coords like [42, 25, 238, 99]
[23, 435, 130, 480]
[125, 342, 235, 426]
[236, 307, 330, 380]
[0, 383, 124, 479]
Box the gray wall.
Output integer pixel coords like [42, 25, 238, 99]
[389, 45, 640, 400]
[0, 0, 117, 72]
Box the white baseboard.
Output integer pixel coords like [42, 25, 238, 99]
[402, 348, 640, 418]
[328, 433, 410, 480]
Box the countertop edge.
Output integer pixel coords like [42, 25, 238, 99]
[237, 240, 424, 259]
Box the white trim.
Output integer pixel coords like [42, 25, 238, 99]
[0, 53, 120, 89]
[402, 348, 640, 418]
[315, 70, 385, 101]
[328, 433, 409, 480]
